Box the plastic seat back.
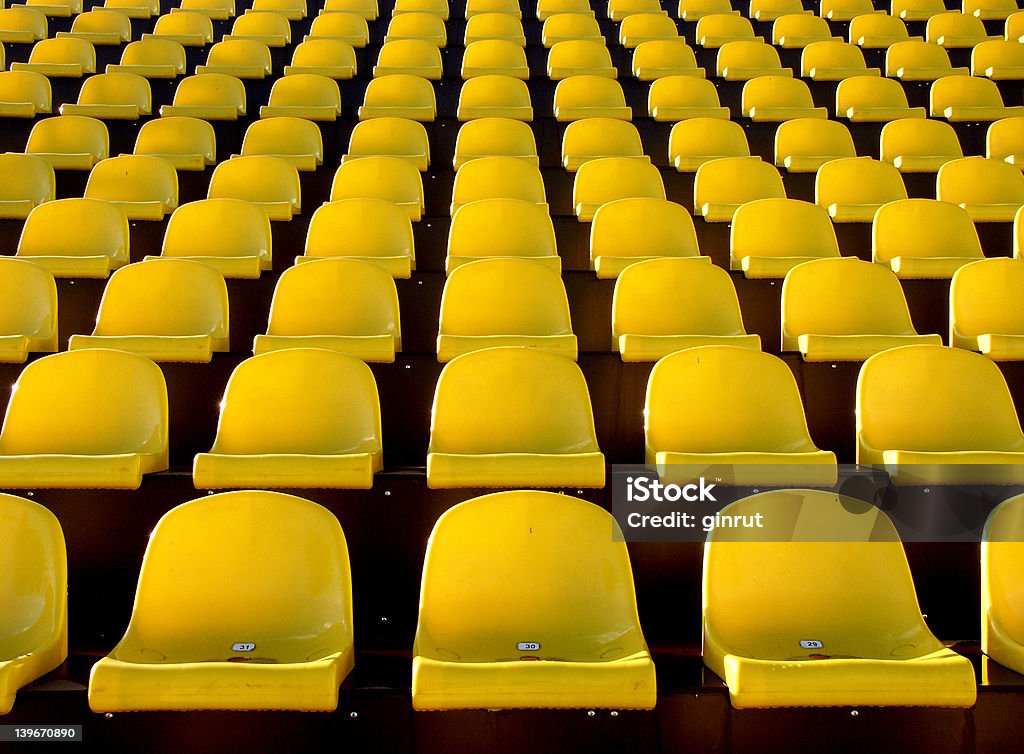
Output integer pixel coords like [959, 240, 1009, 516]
[873, 198, 984, 265]
[0, 153, 54, 218]
[880, 117, 963, 170]
[0, 257, 58, 358]
[447, 198, 557, 263]
[25, 114, 108, 168]
[84, 155, 178, 219]
[452, 157, 547, 208]
[163, 198, 272, 264]
[0, 70, 51, 116]
[18, 197, 129, 269]
[207, 156, 301, 216]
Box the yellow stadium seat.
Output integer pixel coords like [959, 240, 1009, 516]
[880, 117, 963, 172]
[696, 13, 754, 48]
[301, 199, 415, 278]
[646, 346, 837, 484]
[225, 11, 291, 47]
[193, 350, 381, 489]
[620, 13, 679, 49]
[447, 198, 559, 273]
[464, 12, 526, 46]
[716, 39, 791, 80]
[547, 39, 617, 79]
[950, 257, 1024, 359]
[385, 11, 446, 45]
[886, 39, 970, 80]
[175, 0, 235, 20]
[453, 117, 538, 169]
[345, 116, 431, 170]
[541, 12, 602, 47]
[196, 39, 272, 78]
[0, 70, 50, 117]
[931, 75, 1024, 121]
[612, 259, 759, 360]
[573, 156, 665, 222]
[413, 490, 655, 710]
[451, 157, 547, 214]
[553, 75, 631, 121]
[251, 0, 306, 18]
[12, 37, 95, 77]
[537, 0, 595, 20]
[0, 494, 66, 715]
[207, 155, 300, 221]
[260, 74, 341, 120]
[457, 74, 533, 120]
[591, 197, 706, 277]
[16, 198, 128, 278]
[134, 117, 215, 171]
[59, 71, 151, 119]
[774, 118, 855, 173]
[800, 39, 881, 80]
[732, 198, 842, 278]
[988, 116, 1024, 167]
[330, 156, 424, 221]
[849, 14, 918, 49]
[608, 0, 666, 21]
[873, 198, 985, 277]
[103, 0, 156, 23]
[0, 8, 47, 44]
[704, 488, 977, 707]
[107, 38, 187, 79]
[836, 74, 927, 121]
[742, 75, 827, 121]
[427, 347, 605, 488]
[467, 0, 521, 17]
[893, 0, 946, 21]
[820, 0, 882, 21]
[859, 344, 1024, 483]
[57, 9, 131, 45]
[631, 39, 704, 80]
[0, 153, 52, 219]
[83, 155, 177, 221]
[393, 0, 449, 18]
[815, 156, 909, 222]
[462, 39, 529, 78]
[322, 0, 378, 20]
[306, 12, 368, 47]
[160, 73, 246, 119]
[983, 494, 1024, 679]
[254, 258, 401, 361]
[1007, 10, 1024, 41]
[669, 117, 750, 171]
[14, 0, 80, 19]
[358, 74, 435, 121]
[969, 0, 1017, 20]
[928, 11, 997, 48]
[68, 259, 228, 362]
[693, 156, 786, 222]
[238, 116, 323, 170]
[148, 11, 214, 46]
[678, 0, 736, 21]
[649, 75, 728, 121]
[0, 258, 57, 363]
[437, 259, 577, 362]
[88, 490, 354, 711]
[750, 0, 807, 22]
[157, 198, 271, 277]
[938, 156, 1024, 221]
[562, 117, 647, 172]
[373, 39, 442, 78]
[772, 13, 839, 48]
[783, 257, 941, 360]
[0, 349, 167, 489]
[973, 39, 1024, 79]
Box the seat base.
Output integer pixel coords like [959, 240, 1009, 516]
[437, 334, 578, 362]
[654, 451, 838, 486]
[68, 334, 218, 363]
[889, 255, 983, 279]
[15, 254, 115, 278]
[253, 333, 397, 362]
[880, 450, 1024, 485]
[144, 254, 264, 279]
[0, 453, 147, 489]
[295, 254, 412, 279]
[426, 452, 606, 489]
[193, 452, 378, 489]
[594, 253, 709, 279]
[618, 333, 762, 362]
[796, 333, 943, 362]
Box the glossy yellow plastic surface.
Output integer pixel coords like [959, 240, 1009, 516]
[782, 257, 941, 360]
[323, 0, 378, 20]
[438, 259, 576, 361]
[107, 38, 187, 79]
[373, 39, 442, 78]
[972, 39, 1024, 79]
[150, 11, 214, 47]
[737, 200, 830, 272]
[160, 73, 246, 120]
[751, 0, 805, 21]
[927, 11, 994, 49]
[772, 13, 837, 48]
[715, 40, 791, 80]
[553, 75, 631, 121]
[703, 489, 977, 708]
[427, 347, 605, 488]
[815, 156, 908, 223]
[256, 258, 400, 361]
[541, 13, 602, 47]
[197, 38, 272, 79]
[836, 74, 927, 121]
[562, 117, 646, 171]
[453, 117, 537, 169]
[447, 198, 558, 272]
[193, 350, 382, 489]
[742, 75, 827, 121]
[358, 75, 436, 122]
[0, 494, 67, 715]
[678, 0, 736, 20]
[988, 116, 1024, 167]
[346, 115, 431, 170]
[69, 259, 229, 362]
[931, 75, 1024, 121]
[645, 346, 837, 485]
[668, 117, 749, 172]
[25, 114, 108, 169]
[239, 116, 323, 170]
[950, 257, 1024, 359]
[21, 0, 83, 16]
[0, 349, 168, 489]
[251, 0, 305, 19]
[983, 494, 1024, 676]
[464, 13, 526, 46]
[330, 156, 424, 221]
[886, 39, 969, 80]
[307, 13, 369, 47]
[873, 198, 985, 278]
[572, 156, 665, 222]
[821, 0, 879, 20]
[462, 39, 529, 78]
[159, 198, 271, 278]
[613, 259, 760, 360]
[547, 39, 617, 79]
[0, 8, 48, 44]
[0, 70, 51, 117]
[537, 0, 594, 20]
[693, 156, 786, 222]
[226, 10, 290, 46]
[451, 157, 547, 214]
[880, 117, 963, 173]
[134, 116, 216, 170]
[285, 38, 354, 78]
[0, 153, 53, 219]
[800, 40, 880, 80]
[260, 74, 341, 121]
[0, 258, 57, 363]
[968, 0, 1016, 19]
[207, 155, 300, 221]
[301, 198, 415, 278]
[697, 13, 754, 47]
[467, 0, 522, 17]
[609, 0, 665, 20]
[591, 197, 705, 277]
[59, 8, 131, 45]
[176, 0, 235, 19]
[649, 76, 728, 122]
[857, 344, 1024, 483]
[17, 197, 129, 278]
[620, 13, 678, 48]
[774, 117, 855, 173]
[385, 11, 446, 45]
[413, 489, 655, 710]
[631, 39, 703, 80]
[456, 74, 533, 120]
[894, 0, 947, 20]
[88, 490, 354, 711]
[84, 155, 178, 221]
[12, 37, 95, 77]
[393, 0, 448, 19]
